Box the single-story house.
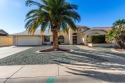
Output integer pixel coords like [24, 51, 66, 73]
[11, 26, 111, 46]
[0, 29, 13, 46]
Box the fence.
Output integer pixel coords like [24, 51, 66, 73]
[0, 36, 13, 46]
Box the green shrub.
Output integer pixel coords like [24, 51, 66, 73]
[88, 34, 106, 43]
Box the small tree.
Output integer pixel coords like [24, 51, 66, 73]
[107, 19, 125, 49]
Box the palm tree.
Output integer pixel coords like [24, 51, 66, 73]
[25, 0, 80, 49]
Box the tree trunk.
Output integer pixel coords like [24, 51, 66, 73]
[121, 35, 125, 49]
[117, 41, 125, 49]
[52, 29, 59, 49]
[118, 35, 125, 49]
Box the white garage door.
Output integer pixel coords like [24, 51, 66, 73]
[17, 37, 41, 46]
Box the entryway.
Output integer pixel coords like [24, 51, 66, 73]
[73, 36, 77, 44]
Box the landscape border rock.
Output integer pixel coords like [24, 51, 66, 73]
[36, 49, 74, 53]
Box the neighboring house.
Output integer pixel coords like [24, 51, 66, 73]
[11, 26, 111, 46]
[0, 29, 8, 36]
[0, 29, 13, 46]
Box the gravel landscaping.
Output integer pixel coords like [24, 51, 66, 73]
[0, 45, 107, 66]
[93, 47, 125, 58]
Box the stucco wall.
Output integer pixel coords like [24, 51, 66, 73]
[58, 32, 69, 44]
[12, 29, 107, 46]
[77, 34, 85, 44]
[0, 36, 13, 46]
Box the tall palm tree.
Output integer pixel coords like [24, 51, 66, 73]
[25, 0, 80, 49]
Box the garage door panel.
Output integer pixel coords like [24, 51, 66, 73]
[17, 37, 41, 46]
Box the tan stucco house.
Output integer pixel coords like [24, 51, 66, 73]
[11, 26, 111, 46]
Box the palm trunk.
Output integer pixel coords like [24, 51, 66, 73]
[52, 29, 59, 49]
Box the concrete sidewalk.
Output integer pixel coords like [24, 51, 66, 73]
[0, 46, 31, 59]
[0, 63, 125, 83]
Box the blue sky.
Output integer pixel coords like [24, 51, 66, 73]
[0, 0, 125, 34]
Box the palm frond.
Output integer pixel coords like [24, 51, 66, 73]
[62, 16, 77, 31]
[25, 0, 80, 35]
[26, 0, 41, 7]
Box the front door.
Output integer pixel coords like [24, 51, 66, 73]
[73, 36, 77, 44]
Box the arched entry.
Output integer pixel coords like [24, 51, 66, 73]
[58, 35, 64, 44]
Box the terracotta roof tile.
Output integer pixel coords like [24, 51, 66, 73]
[93, 27, 112, 31]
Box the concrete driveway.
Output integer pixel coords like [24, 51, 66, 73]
[0, 46, 32, 59]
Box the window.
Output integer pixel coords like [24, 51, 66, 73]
[58, 35, 64, 43]
[44, 36, 50, 42]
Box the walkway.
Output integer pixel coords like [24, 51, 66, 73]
[0, 63, 125, 83]
[0, 46, 31, 59]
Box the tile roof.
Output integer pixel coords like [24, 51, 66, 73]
[0, 29, 8, 36]
[11, 27, 112, 36]
[83, 28, 107, 34]
[11, 30, 52, 36]
[92, 27, 112, 31]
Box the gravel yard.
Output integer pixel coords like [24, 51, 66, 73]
[0, 45, 107, 66]
[93, 47, 125, 58]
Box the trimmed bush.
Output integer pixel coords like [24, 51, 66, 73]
[88, 34, 106, 43]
